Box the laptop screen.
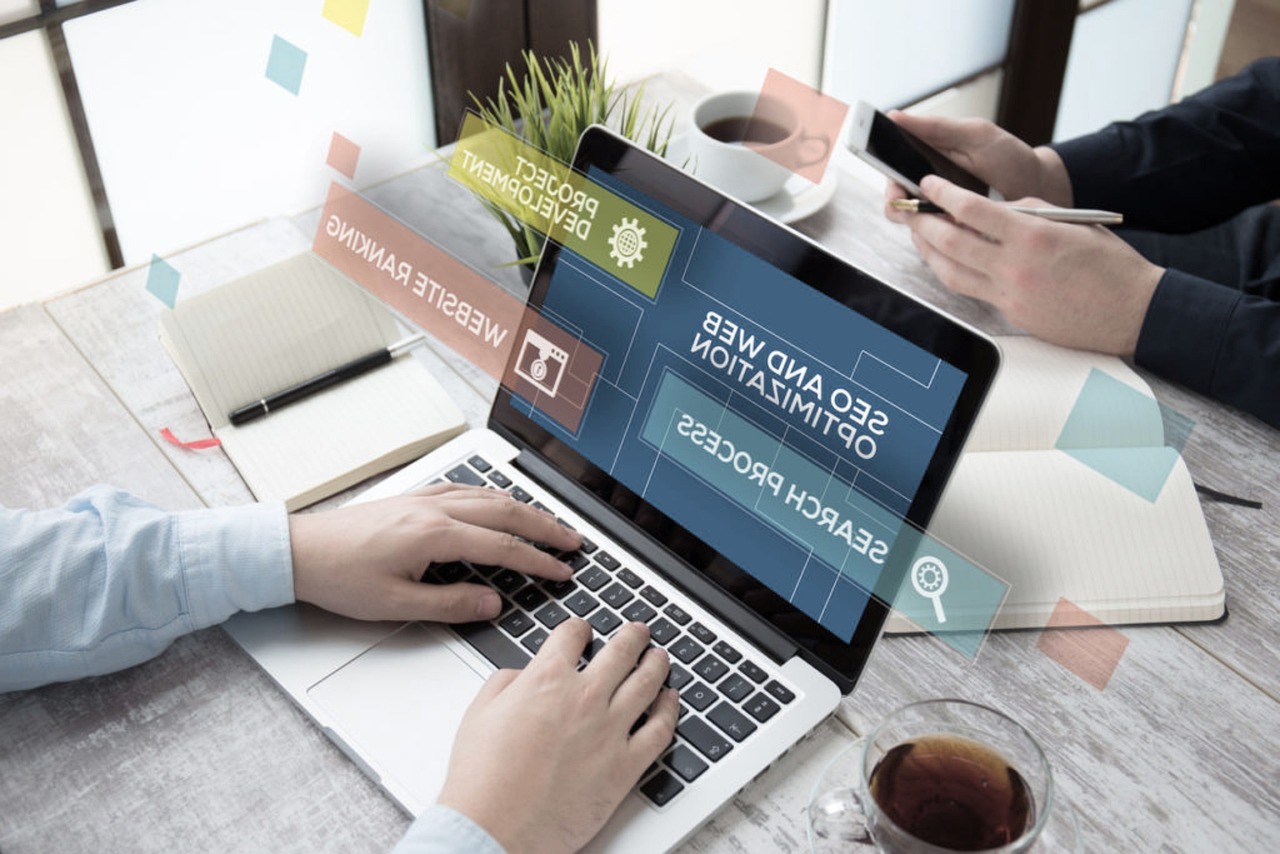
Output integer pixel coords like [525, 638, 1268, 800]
[492, 127, 998, 688]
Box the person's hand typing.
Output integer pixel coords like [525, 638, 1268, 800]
[901, 175, 1163, 356]
[437, 619, 680, 854]
[289, 483, 581, 623]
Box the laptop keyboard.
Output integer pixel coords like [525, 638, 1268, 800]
[420, 454, 798, 808]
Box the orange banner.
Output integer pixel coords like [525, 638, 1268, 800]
[312, 182, 525, 381]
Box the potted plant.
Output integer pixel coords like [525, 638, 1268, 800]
[468, 41, 675, 270]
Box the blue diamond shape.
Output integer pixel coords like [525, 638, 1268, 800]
[265, 35, 307, 96]
[145, 254, 180, 308]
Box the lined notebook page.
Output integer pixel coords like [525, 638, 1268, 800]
[926, 450, 1223, 628]
[216, 357, 464, 510]
[965, 336, 1161, 453]
[159, 253, 465, 509]
[160, 253, 397, 428]
[884, 335, 1222, 633]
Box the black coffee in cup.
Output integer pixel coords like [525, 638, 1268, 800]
[868, 734, 1033, 851]
[699, 115, 791, 146]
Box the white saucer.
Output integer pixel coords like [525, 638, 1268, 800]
[663, 134, 840, 224]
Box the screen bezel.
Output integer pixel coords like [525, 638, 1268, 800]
[489, 125, 999, 691]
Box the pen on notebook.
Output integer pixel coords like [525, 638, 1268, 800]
[228, 333, 426, 426]
[890, 198, 1124, 225]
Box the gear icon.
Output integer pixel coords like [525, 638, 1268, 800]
[608, 217, 648, 269]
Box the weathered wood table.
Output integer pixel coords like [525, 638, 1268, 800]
[2, 74, 1277, 852]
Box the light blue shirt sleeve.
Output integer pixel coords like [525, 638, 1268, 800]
[393, 805, 506, 854]
[0, 485, 294, 693]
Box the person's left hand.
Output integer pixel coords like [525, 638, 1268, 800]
[902, 175, 1164, 356]
[437, 619, 680, 853]
[289, 483, 581, 623]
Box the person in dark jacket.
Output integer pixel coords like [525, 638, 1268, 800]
[883, 57, 1280, 428]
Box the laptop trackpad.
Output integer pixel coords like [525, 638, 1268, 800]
[308, 622, 488, 811]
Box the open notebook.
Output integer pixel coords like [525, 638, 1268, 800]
[888, 335, 1225, 633]
[159, 253, 465, 510]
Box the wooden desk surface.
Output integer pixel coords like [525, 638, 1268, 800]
[2, 76, 1278, 852]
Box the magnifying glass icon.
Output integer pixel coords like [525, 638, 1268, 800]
[911, 556, 949, 624]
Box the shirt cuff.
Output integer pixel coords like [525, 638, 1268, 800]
[175, 500, 295, 628]
[393, 804, 506, 854]
[1134, 268, 1240, 396]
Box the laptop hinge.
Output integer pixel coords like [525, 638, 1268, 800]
[511, 449, 799, 666]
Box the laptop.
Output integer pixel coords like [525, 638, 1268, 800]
[224, 125, 1000, 852]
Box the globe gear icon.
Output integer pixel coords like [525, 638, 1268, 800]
[608, 217, 648, 268]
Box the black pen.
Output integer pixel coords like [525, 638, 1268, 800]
[891, 198, 1124, 225]
[228, 333, 426, 425]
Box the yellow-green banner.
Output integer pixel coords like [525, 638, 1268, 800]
[448, 113, 677, 299]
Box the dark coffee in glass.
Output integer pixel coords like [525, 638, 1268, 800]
[868, 734, 1033, 851]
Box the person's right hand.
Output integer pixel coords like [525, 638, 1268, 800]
[290, 483, 581, 624]
[437, 619, 680, 853]
[881, 111, 1074, 218]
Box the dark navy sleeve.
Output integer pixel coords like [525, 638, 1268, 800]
[1134, 268, 1280, 428]
[1052, 57, 1280, 233]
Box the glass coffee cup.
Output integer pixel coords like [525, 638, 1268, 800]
[808, 699, 1080, 853]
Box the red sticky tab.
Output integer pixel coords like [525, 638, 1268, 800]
[160, 427, 222, 450]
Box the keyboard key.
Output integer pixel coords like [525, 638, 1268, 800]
[490, 569, 527, 595]
[467, 455, 492, 472]
[621, 600, 657, 623]
[649, 618, 680, 645]
[564, 590, 599, 617]
[738, 660, 768, 684]
[744, 693, 781, 723]
[509, 485, 533, 503]
[717, 674, 754, 703]
[682, 682, 717, 712]
[595, 551, 620, 571]
[663, 603, 692, 625]
[487, 470, 512, 488]
[665, 663, 693, 691]
[445, 464, 486, 487]
[455, 621, 532, 670]
[588, 608, 622, 636]
[765, 680, 796, 704]
[521, 629, 549, 655]
[542, 579, 576, 599]
[600, 582, 635, 609]
[498, 610, 535, 637]
[712, 641, 742, 664]
[688, 622, 716, 644]
[577, 566, 611, 591]
[534, 602, 570, 628]
[640, 585, 668, 607]
[471, 563, 501, 577]
[617, 568, 643, 589]
[563, 552, 590, 572]
[669, 637, 704, 664]
[423, 561, 470, 584]
[678, 717, 732, 762]
[708, 702, 757, 742]
[692, 654, 729, 684]
[664, 745, 708, 783]
[513, 586, 548, 611]
[640, 770, 684, 807]
[578, 536, 598, 554]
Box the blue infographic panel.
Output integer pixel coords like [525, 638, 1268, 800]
[510, 169, 969, 641]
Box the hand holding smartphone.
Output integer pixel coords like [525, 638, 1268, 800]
[845, 101, 990, 198]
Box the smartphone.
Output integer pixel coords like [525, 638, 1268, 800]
[846, 101, 990, 198]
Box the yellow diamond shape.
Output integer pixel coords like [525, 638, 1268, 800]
[322, 0, 370, 37]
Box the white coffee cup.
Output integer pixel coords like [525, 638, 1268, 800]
[688, 90, 830, 203]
